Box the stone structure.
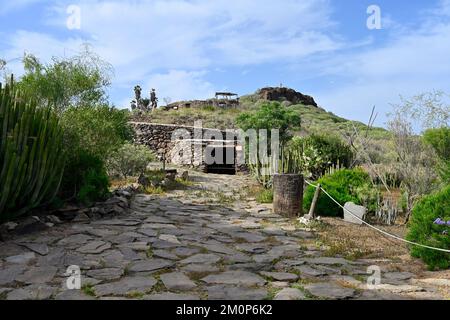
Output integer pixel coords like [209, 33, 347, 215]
[165, 100, 211, 110]
[130, 122, 243, 173]
[273, 174, 303, 218]
[165, 92, 239, 110]
[257, 87, 318, 107]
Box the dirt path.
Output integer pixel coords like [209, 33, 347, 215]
[0, 171, 448, 300]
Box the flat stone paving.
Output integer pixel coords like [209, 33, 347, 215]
[0, 171, 448, 300]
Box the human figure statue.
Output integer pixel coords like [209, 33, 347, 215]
[134, 85, 142, 101]
[130, 100, 137, 110]
[150, 88, 158, 110]
[134, 85, 144, 110]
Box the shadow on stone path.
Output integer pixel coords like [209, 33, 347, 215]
[0, 171, 448, 300]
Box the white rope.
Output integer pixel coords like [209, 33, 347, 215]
[304, 179, 450, 254]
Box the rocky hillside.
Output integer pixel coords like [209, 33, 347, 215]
[132, 88, 388, 140]
[257, 87, 318, 107]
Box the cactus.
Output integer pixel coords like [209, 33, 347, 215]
[0, 76, 65, 222]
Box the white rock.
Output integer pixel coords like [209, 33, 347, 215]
[159, 234, 181, 244]
[274, 288, 305, 300]
[343, 202, 367, 225]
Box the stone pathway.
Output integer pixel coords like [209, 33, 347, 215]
[0, 171, 448, 300]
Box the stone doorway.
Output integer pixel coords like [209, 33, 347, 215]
[204, 145, 236, 175]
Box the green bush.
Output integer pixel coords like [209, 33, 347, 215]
[59, 105, 132, 204]
[106, 143, 156, 178]
[18, 48, 113, 112]
[303, 168, 373, 217]
[61, 105, 132, 162]
[60, 151, 110, 205]
[306, 133, 353, 169]
[406, 185, 450, 270]
[0, 78, 65, 222]
[236, 101, 301, 143]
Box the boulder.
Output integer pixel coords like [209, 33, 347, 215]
[257, 87, 318, 107]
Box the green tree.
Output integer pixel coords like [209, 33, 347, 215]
[388, 99, 441, 223]
[236, 102, 300, 144]
[423, 127, 450, 183]
[17, 45, 113, 113]
[391, 91, 450, 131]
[61, 105, 132, 162]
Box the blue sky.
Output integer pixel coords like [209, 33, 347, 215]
[1, 0, 449, 127]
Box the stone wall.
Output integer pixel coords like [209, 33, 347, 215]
[166, 100, 212, 110]
[165, 99, 239, 110]
[130, 122, 242, 169]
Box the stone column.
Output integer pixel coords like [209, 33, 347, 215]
[273, 174, 303, 218]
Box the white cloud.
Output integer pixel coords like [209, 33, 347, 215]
[316, 10, 450, 126]
[0, 0, 45, 15]
[38, 0, 338, 83]
[1, 0, 449, 126]
[0, 0, 340, 105]
[143, 69, 215, 102]
[0, 30, 85, 77]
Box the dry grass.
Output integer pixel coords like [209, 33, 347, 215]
[132, 106, 241, 130]
[245, 184, 274, 203]
[109, 177, 137, 190]
[316, 217, 430, 274]
[316, 218, 450, 298]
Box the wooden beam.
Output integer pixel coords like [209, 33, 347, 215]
[308, 183, 321, 219]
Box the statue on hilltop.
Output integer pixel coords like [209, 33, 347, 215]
[150, 88, 158, 111]
[131, 85, 158, 112]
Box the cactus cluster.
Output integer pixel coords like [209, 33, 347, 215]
[280, 137, 325, 178]
[0, 77, 65, 222]
[247, 156, 275, 188]
[281, 144, 303, 174]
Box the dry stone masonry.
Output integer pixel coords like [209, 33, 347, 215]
[130, 122, 243, 172]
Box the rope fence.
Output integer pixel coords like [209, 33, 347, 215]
[304, 179, 450, 254]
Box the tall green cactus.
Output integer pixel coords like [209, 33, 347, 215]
[0, 76, 65, 222]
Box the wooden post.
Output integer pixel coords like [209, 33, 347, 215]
[273, 174, 303, 218]
[308, 183, 321, 219]
[162, 153, 166, 171]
